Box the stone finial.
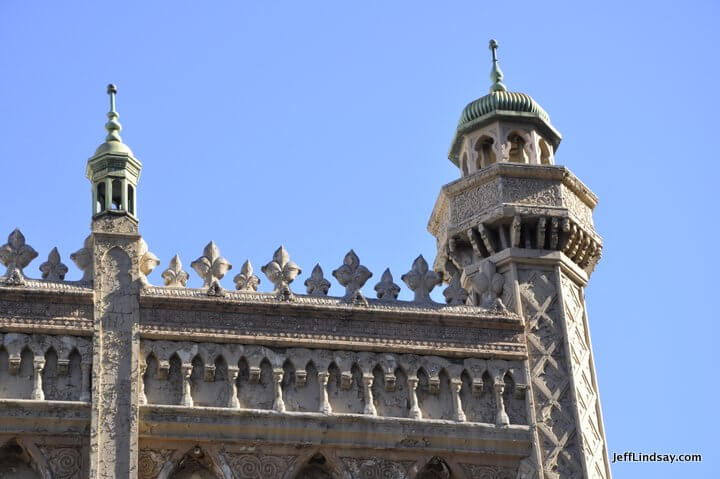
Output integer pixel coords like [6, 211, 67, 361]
[304, 264, 330, 296]
[105, 83, 123, 143]
[442, 263, 468, 306]
[374, 268, 400, 301]
[191, 241, 232, 295]
[70, 235, 93, 284]
[261, 246, 301, 300]
[233, 260, 260, 292]
[332, 250, 372, 304]
[0, 229, 38, 285]
[162, 254, 189, 287]
[39, 247, 69, 281]
[401, 255, 441, 303]
[461, 260, 507, 311]
[139, 239, 160, 286]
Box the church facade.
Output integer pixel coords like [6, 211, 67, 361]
[0, 41, 611, 479]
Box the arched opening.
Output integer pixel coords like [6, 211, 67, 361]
[111, 179, 122, 210]
[474, 136, 496, 169]
[372, 365, 409, 418]
[328, 362, 364, 414]
[0, 440, 42, 478]
[507, 133, 527, 163]
[42, 347, 58, 400]
[461, 152, 469, 177]
[167, 353, 183, 405]
[169, 447, 220, 479]
[127, 184, 135, 215]
[417, 457, 452, 479]
[0, 346, 10, 398]
[539, 139, 552, 165]
[459, 369, 495, 423]
[189, 355, 205, 406]
[503, 372, 527, 424]
[96, 182, 106, 213]
[237, 358, 274, 410]
[295, 453, 335, 479]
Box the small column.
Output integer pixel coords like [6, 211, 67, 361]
[121, 178, 128, 212]
[408, 377, 422, 420]
[31, 358, 46, 400]
[494, 382, 510, 426]
[451, 378, 466, 422]
[318, 371, 332, 414]
[272, 369, 285, 412]
[180, 364, 194, 407]
[362, 374, 376, 416]
[138, 362, 147, 405]
[227, 367, 240, 408]
[104, 178, 112, 211]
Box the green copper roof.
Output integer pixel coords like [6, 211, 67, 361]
[457, 90, 550, 128]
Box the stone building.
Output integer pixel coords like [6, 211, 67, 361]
[0, 41, 611, 478]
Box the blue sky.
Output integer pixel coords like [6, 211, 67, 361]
[1, 1, 718, 477]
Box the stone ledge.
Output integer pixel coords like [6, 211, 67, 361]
[0, 399, 90, 435]
[140, 405, 532, 456]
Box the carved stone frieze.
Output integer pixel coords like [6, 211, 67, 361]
[91, 214, 139, 234]
[38, 445, 82, 479]
[223, 452, 297, 479]
[459, 463, 517, 479]
[138, 448, 174, 479]
[341, 457, 414, 479]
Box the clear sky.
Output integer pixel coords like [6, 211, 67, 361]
[1, 1, 718, 477]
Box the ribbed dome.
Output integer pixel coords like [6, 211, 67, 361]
[458, 90, 550, 129]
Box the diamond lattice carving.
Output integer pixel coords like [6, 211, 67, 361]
[519, 270, 584, 479]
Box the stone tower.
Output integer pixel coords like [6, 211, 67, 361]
[428, 40, 611, 478]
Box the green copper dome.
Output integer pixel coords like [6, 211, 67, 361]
[457, 90, 550, 129]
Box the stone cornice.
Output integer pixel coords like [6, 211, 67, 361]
[139, 287, 526, 359]
[0, 399, 90, 435]
[140, 405, 532, 456]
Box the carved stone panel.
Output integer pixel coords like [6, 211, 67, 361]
[341, 457, 414, 479]
[459, 463, 517, 479]
[223, 452, 297, 479]
[139, 449, 174, 479]
[38, 445, 83, 479]
[519, 269, 585, 478]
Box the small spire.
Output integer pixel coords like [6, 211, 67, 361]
[488, 39, 507, 93]
[104, 83, 123, 143]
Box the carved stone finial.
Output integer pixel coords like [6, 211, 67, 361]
[332, 250, 372, 304]
[138, 239, 160, 287]
[442, 263, 468, 306]
[261, 246, 301, 300]
[304, 264, 330, 296]
[374, 268, 400, 301]
[0, 229, 38, 285]
[401, 255, 441, 303]
[461, 260, 507, 311]
[191, 241, 232, 294]
[39, 247, 69, 281]
[233, 259, 260, 292]
[70, 235, 94, 284]
[162, 254, 189, 287]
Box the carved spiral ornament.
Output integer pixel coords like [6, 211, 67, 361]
[40, 446, 82, 479]
[225, 453, 296, 479]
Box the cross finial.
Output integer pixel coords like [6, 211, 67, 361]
[488, 39, 507, 93]
[104, 83, 123, 142]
